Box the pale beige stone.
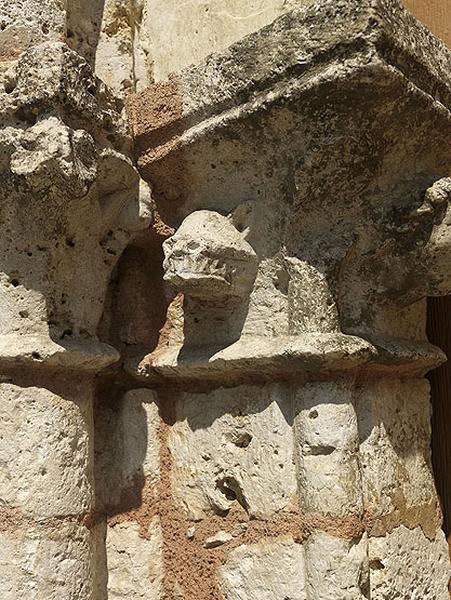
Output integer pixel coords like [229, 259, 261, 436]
[356, 379, 439, 525]
[107, 518, 163, 600]
[0, 383, 93, 518]
[305, 532, 369, 600]
[0, 522, 94, 600]
[295, 381, 362, 518]
[95, 389, 160, 511]
[219, 536, 307, 600]
[143, 0, 311, 80]
[369, 526, 450, 600]
[2, 0, 451, 598]
[170, 384, 297, 520]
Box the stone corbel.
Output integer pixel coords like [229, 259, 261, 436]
[128, 0, 451, 597]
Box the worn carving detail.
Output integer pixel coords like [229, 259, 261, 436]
[2, 1, 451, 599]
[163, 210, 258, 301]
[0, 36, 149, 600]
[127, 1, 451, 598]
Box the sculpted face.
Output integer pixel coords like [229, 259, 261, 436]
[163, 210, 258, 301]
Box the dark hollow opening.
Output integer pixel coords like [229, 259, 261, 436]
[427, 296, 451, 551]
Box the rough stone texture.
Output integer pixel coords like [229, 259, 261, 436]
[94, 389, 162, 599]
[0, 383, 93, 518]
[305, 532, 369, 599]
[356, 378, 441, 537]
[0, 14, 149, 599]
[144, 0, 311, 81]
[128, 1, 451, 598]
[368, 526, 450, 599]
[169, 385, 297, 520]
[1, 0, 451, 599]
[107, 518, 163, 600]
[0, 521, 95, 600]
[66, 0, 153, 96]
[0, 0, 65, 67]
[219, 537, 307, 600]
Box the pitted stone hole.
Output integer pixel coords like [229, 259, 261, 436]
[216, 476, 249, 511]
[4, 78, 16, 94]
[369, 559, 385, 571]
[233, 432, 252, 448]
[31, 352, 41, 360]
[309, 445, 335, 456]
[19, 310, 29, 319]
[309, 409, 318, 419]
[217, 477, 237, 501]
[10, 279, 19, 287]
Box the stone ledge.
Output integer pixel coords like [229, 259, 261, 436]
[0, 334, 119, 373]
[130, 0, 451, 199]
[128, 334, 445, 384]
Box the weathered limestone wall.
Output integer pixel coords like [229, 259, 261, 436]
[0, 6, 150, 598]
[1, 0, 451, 599]
[141, 0, 311, 81]
[126, 1, 451, 598]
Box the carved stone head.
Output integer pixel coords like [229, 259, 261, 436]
[163, 210, 258, 302]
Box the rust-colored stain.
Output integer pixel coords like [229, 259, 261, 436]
[127, 77, 188, 227]
[402, 0, 451, 48]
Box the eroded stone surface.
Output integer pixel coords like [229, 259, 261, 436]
[107, 518, 163, 600]
[368, 526, 450, 600]
[1, 1, 451, 599]
[143, 0, 311, 81]
[219, 536, 307, 600]
[304, 532, 369, 600]
[0, 382, 93, 518]
[356, 378, 441, 537]
[95, 389, 160, 511]
[169, 385, 297, 520]
[0, 0, 65, 67]
[0, 522, 95, 600]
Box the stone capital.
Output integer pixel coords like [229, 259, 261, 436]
[129, 0, 451, 386]
[0, 42, 151, 372]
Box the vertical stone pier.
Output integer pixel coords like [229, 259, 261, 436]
[129, 0, 451, 597]
[0, 39, 148, 598]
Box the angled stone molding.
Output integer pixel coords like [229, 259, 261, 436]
[128, 1, 451, 598]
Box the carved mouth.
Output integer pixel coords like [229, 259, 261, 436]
[164, 254, 232, 283]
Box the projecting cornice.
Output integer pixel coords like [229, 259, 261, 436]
[130, 0, 451, 210]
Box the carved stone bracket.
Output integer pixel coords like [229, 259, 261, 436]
[129, 0, 451, 383]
